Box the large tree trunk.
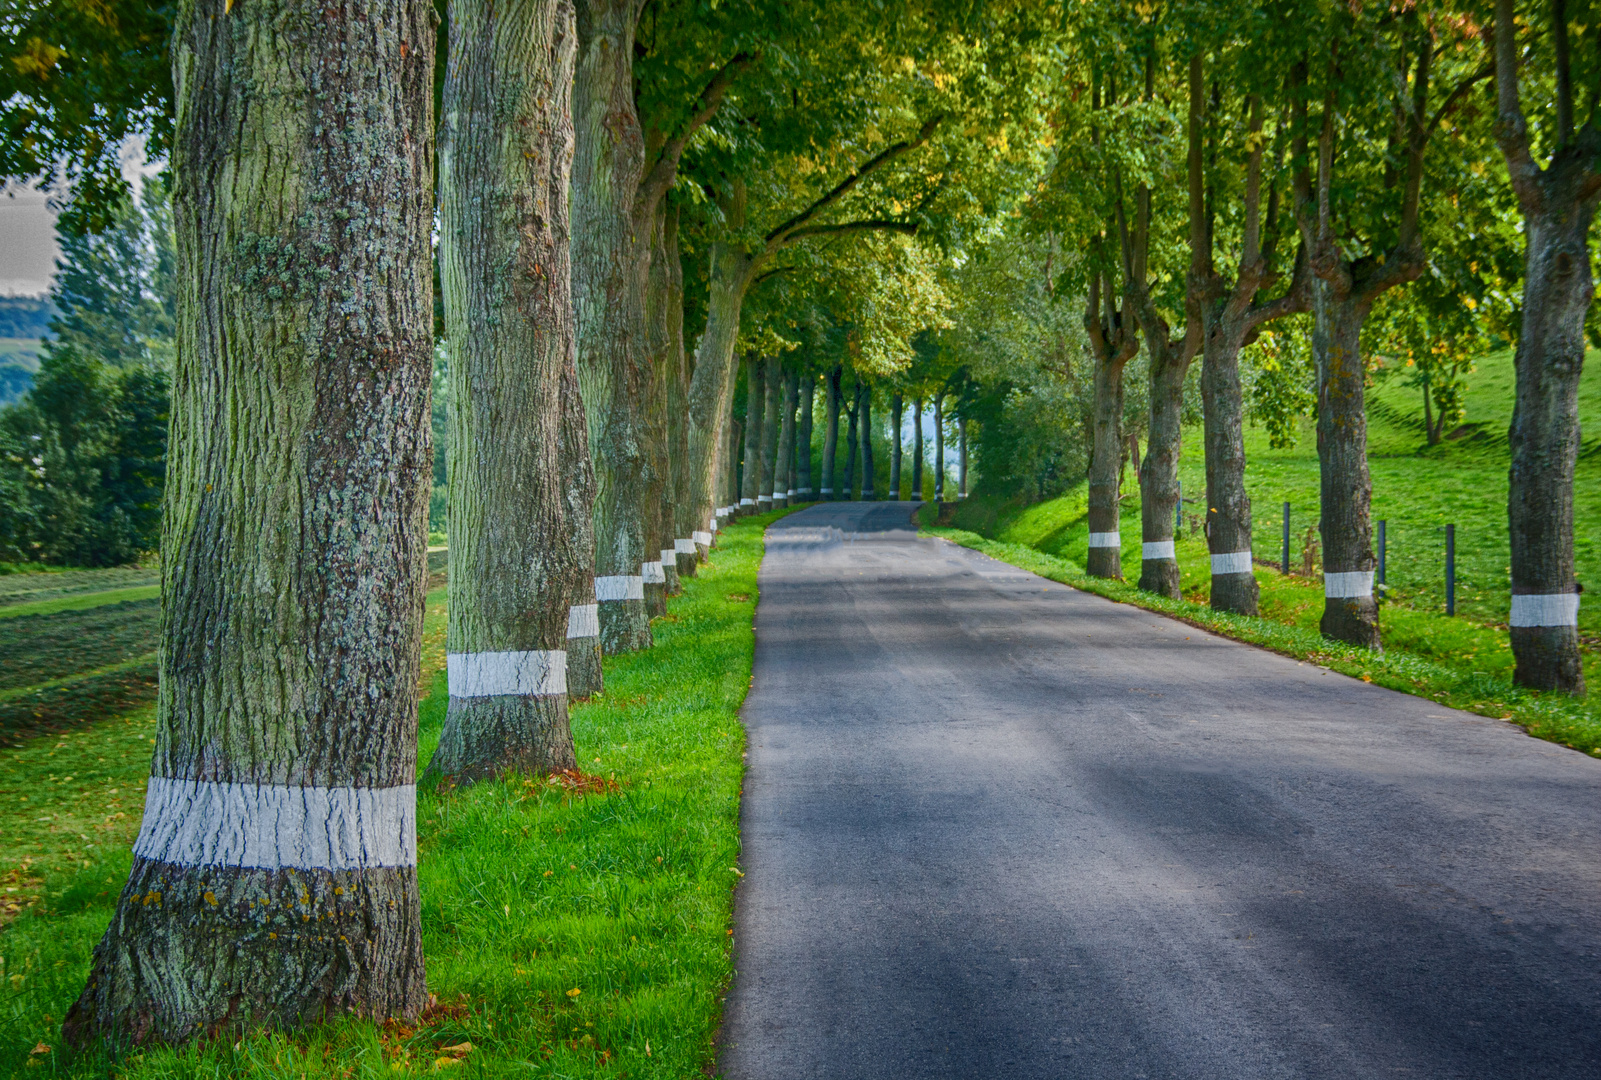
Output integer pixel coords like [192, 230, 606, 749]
[933, 394, 944, 500]
[573, 0, 651, 653]
[843, 381, 860, 500]
[429, 0, 584, 783]
[562, 355, 602, 699]
[1086, 352, 1129, 579]
[821, 365, 841, 499]
[1507, 197, 1591, 693]
[796, 373, 814, 500]
[1312, 282, 1381, 649]
[889, 391, 903, 498]
[682, 238, 757, 541]
[1199, 329, 1259, 615]
[65, 0, 434, 1047]
[1138, 343, 1188, 598]
[758, 356, 781, 510]
[911, 397, 924, 500]
[738, 354, 764, 514]
[774, 366, 795, 509]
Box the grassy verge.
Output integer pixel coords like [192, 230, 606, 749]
[1, 510, 786, 1078]
[923, 521, 1601, 758]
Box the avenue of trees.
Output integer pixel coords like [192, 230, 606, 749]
[0, 0, 1592, 1051]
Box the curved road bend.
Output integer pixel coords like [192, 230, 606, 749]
[718, 501, 1601, 1080]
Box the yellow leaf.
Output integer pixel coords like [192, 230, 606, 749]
[566, 987, 582, 998]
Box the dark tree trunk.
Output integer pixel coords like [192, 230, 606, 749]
[774, 366, 796, 509]
[562, 352, 602, 699]
[1199, 330, 1260, 615]
[957, 416, 967, 498]
[758, 355, 781, 510]
[429, 0, 584, 782]
[933, 394, 944, 501]
[739, 355, 764, 514]
[1495, 0, 1594, 693]
[1086, 346, 1130, 579]
[860, 388, 876, 499]
[911, 397, 924, 500]
[661, 208, 700, 577]
[890, 392, 903, 498]
[573, 0, 652, 654]
[797, 373, 815, 500]
[1138, 341, 1188, 598]
[843, 381, 860, 501]
[821, 365, 841, 499]
[65, 0, 434, 1047]
[641, 211, 671, 615]
[1312, 284, 1381, 648]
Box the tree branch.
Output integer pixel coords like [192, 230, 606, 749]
[765, 113, 944, 249]
[1493, 0, 1542, 207]
[636, 51, 758, 222]
[780, 219, 919, 243]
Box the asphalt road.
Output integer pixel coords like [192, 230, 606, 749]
[717, 502, 1601, 1080]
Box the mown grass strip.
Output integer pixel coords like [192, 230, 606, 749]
[0, 587, 162, 621]
[926, 526, 1601, 759]
[0, 509, 787, 1078]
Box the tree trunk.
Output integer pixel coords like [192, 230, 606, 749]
[1312, 282, 1381, 649]
[758, 355, 782, 510]
[796, 373, 814, 500]
[738, 354, 764, 514]
[957, 416, 967, 498]
[860, 387, 875, 499]
[65, 0, 434, 1047]
[661, 208, 700, 578]
[774, 365, 795, 509]
[821, 365, 841, 499]
[1199, 329, 1260, 616]
[843, 381, 860, 500]
[1507, 195, 1591, 693]
[640, 212, 671, 615]
[911, 397, 924, 500]
[1086, 352, 1128, 579]
[889, 391, 903, 498]
[429, 0, 584, 784]
[933, 394, 944, 501]
[1138, 342, 1188, 599]
[562, 354, 602, 699]
[573, 0, 652, 654]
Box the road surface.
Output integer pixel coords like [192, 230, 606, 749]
[717, 501, 1601, 1079]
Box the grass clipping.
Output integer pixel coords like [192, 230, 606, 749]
[0, 512, 786, 1078]
[926, 525, 1601, 759]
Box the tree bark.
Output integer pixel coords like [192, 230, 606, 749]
[911, 397, 924, 500]
[561, 353, 602, 699]
[1312, 283, 1381, 648]
[932, 394, 944, 500]
[661, 208, 699, 579]
[957, 416, 967, 499]
[1495, 0, 1595, 693]
[796, 372, 814, 500]
[1199, 329, 1260, 614]
[821, 365, 841, 499]
[572, 0, 652, 653]
[429, 0, 584, 783]
[738, 353, 764, 514]
[774, 365, 796, 509]
[860, 387, 876, 499]
[1137, 343, 1188, 598]
[889, 391, 903, 498]
[65, 0, 434, 1047]
[758, 355, 782, 510]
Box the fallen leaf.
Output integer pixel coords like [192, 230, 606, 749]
[566, 987, 582, 998]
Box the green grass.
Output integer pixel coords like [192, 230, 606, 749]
[0, 510, 788, 1078]
[927, 348, 1600, 755]
[0, 570, 160, 609]
[0, 587, 161, 621]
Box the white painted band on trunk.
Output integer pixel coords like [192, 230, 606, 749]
[675, 538, 696, 554]
[1088, 532, 1120, 548]
[659, 551, 676, 572]
[820, 487, 834, 494]
[596, 575, 644, 601]
[135, 776, 418, 871]
[642, 561, 666, 584]
[787, 489, 796, 497]
[693, 531, 712, 546]
[740, 498, 754, 507]
[1142, 541, 1175, 560]
[1510, 593, 1580, 627]
[757, 496, 771, 504]
[448, 650, 566, 698]
[1324, 570, 1374, 598]
[1211, 551, 1253, 575]
[799, 488, 812, 495]
[567, 604, 599, 639]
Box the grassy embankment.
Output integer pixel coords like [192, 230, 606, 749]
[929, 348, 1601, 756]
[1, 510, 787, 1077]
